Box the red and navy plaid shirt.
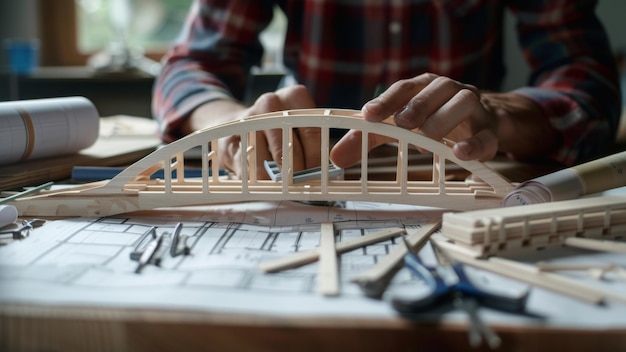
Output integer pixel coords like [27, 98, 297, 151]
[152, 0, 621, 165]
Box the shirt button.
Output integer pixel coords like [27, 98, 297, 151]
[389, 21, 401, 35]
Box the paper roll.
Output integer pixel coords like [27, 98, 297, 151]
[0, 205, 18, 228]
[0, 96, 100, 165]
[503, 150, 626, 206]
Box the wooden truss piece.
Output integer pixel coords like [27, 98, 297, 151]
[318, 222, 339, 296]
[9, 109, 514, 217]
[433, 238, 626, 305]
[257, 221, 440, 298]
[258, 227, 407, 273]
[536, 262, 626, 281]
[351, 221, 441, 298]
[441, 195, 626, 257]
[563, 237, 626, 253]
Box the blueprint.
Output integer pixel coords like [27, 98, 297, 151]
[1, 200, 626, 328]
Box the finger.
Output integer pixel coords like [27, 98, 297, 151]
[250, 92, 286, 170]
[262, 125, 315, 172]
[394, 77, 477, 130]
[275, 85, 316, 110]
[296, 127, 322, 169]
[251, 92, 284, 115]
[330, 130, 397, 168]
[417, 88, 480, 141]
[218, 135, 242, 176]
[267, 127, 321, 172]
[254, 131, 273, 179]
[263, 127, 284, 166]
[235, 93, 285, 179]
[453, 129, 498, 161]
[275, 85, 318, 170]
[361, 73, 439, 122]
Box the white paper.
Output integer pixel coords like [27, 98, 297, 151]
[1, 200, 625, 329]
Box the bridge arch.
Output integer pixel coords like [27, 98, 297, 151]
[15, 109, 514, 217]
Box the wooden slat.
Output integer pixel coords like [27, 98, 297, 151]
[318, 222, 339, 296]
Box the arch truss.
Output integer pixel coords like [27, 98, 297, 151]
[12, 109, 514, 217]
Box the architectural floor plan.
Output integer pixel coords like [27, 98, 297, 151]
[1, 200, 625, 328]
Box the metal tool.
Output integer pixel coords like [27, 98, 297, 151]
[169, 222, 191, 257]
[392, 237, 530, 349]
[0, 218, 47, 242]
[263, 160, 343, 183]
[130, 226, 157, 261]
[0, 182, 54, 205]
[131, 223, 190, 273]
[134, 231, 163, 274]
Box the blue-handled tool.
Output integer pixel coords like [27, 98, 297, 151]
[392, 237, 530, 349]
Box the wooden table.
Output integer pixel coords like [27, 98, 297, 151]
[2, 304, 625, 352]
[2, 145, 625, 352]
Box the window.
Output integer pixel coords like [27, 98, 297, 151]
[39, 0, 286, 71]
[39, 0, 190, 66]
[75, 0, 192, 54]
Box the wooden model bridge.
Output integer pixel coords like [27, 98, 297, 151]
[10, 109, 515, 217]
[9, 108, 626, 307]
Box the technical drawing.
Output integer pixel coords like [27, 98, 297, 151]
[10, 109, 515, 217]
[0, 212, 431, 303]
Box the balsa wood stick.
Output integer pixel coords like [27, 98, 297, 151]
[258, 227, 406, 273]
[535, 262, 616, 272]
[536, 262, 624, 280]
[351, 221, 441, 298]
[318, 222, 339, 296]
[564, 237, 626, 253]
[435, 239, 626, 305]
[441, 195, 626, 257]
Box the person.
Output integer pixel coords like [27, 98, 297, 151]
[152, 0, 621, 179]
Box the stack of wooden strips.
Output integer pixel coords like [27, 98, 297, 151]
[441, 195, 626, 257]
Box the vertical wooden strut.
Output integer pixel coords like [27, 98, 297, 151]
[318, 222, 339, 296]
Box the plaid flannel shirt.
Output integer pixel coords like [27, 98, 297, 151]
[152, 0, 621, 165]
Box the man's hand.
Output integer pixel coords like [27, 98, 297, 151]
[186, 85, 321, 178]
[330, 73, 559, 168]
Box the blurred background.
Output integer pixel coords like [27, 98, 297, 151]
[0, 0, 624, 126]
[0, 0, 286, 117]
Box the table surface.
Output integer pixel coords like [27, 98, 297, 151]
[2, 140, 626, 352]
[2, 303, 625, 352]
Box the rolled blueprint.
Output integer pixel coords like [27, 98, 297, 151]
[503, 150, 626, 206]
[0, 97, 99, 165]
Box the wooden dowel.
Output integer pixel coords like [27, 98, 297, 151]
[351, 221, 441, 298]
[435, 239, 626, 305]
[0, 181, 54, 205]
[535, 262, 615, 272]
[564, 237, 626, 253]
[318, 222, 339, 296]
[489, 257, 626, 304]
[537, 262, 626, 280]
[258, 227, 406, 273]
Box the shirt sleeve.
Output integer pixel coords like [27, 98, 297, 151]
[152, 0, 275, 142]
[509, 0, 621, 165]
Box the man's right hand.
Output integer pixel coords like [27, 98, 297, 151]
[185, 85, 321, 179]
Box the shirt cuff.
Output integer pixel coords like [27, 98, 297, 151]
[160, 90, 237, 142]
